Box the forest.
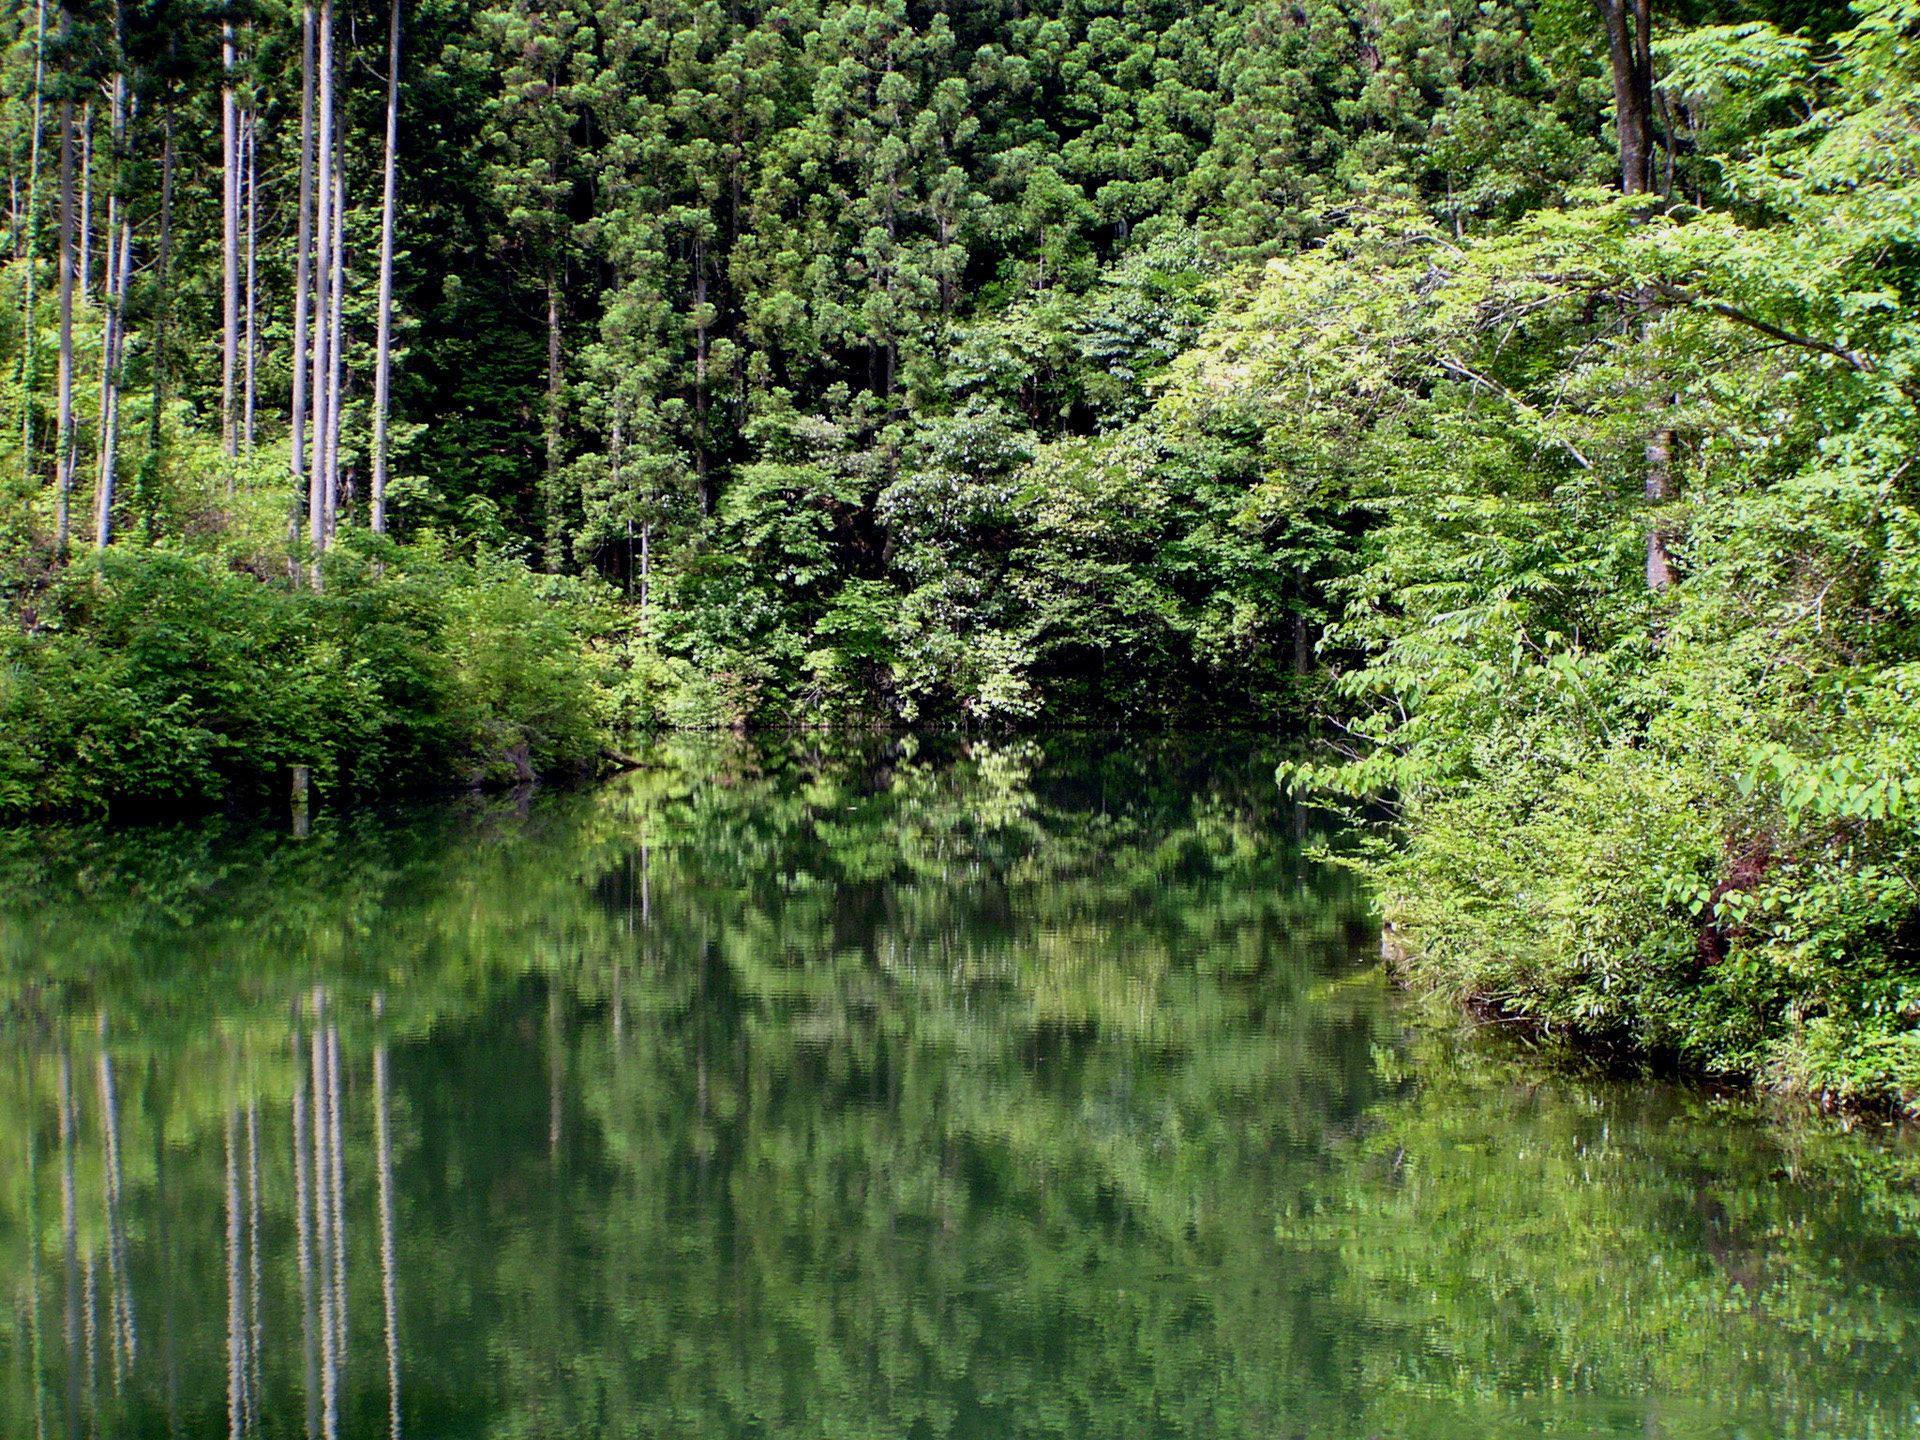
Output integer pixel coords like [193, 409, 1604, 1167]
[1, 0, 1917, 1108]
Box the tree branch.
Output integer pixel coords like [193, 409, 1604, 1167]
[1438, 356, 1596, 471]
[1653, 282, 1878, 374]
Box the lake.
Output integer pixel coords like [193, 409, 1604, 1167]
[1, 736, 1916, 1439]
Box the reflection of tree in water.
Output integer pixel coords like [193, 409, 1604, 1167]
[0, 738, 1916, 1438]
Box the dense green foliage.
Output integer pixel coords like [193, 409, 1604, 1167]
[5, 0, 1920, 1106]
[0, 540, 613, 813]
[1197, 4, 1920, 1111]
[5, 0, 1637, 729]
[3, 742, 1918, 1438]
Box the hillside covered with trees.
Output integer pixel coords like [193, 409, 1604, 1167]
[2, 0, 1917, 1107]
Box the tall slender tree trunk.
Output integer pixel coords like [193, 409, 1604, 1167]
[544, 265, 564, 567]
[325, 163, 345, 536]
[292, 4, 317, 562]
[146, 102, 175, 481]
[95, 170, 132, 546]
[310, 0, 336, 566]
[693, 238, 708, 515]
[19, 0, 47, 486]
[94, 62, 130, 547]
[77, 100, 90, 296]
[54, 94, 75, 550]
[371, 0, 402, 534]
[220, 25, 240, 466]
[243, 109, 258, 450]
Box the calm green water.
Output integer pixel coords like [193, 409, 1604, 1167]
[1, 737, 1917, 1440]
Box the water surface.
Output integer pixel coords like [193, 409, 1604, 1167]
[1, 737, 1916, 1439]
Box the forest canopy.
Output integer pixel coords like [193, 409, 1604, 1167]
[3, 0, 1919, 1107]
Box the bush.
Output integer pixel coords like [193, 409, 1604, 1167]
[0, 538, 614, 818]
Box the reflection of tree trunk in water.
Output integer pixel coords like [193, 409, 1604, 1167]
[82, 1253, 97, 1428]
[97, 1045, 136, 1379]
[697, 942, 709, 1194]
[153, 1072, 180, 1437]
[247, 1103, 263, 1423]
[310, 1017, 338, 1440]
[375, 1045, 401, 1440]
[60, 1052, 80, 1439]
[548, 984, 562, 1163]
[26, 1098, 47, 1440]
[226, 1112, 246, 1440]
[327, 1025, 347, 1362]
[293, 1042, 319, 1440]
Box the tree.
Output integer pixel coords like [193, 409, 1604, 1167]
[371, 0, 401, 534]
[1596, 0, 1656, 195]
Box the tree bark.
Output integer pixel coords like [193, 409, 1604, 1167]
[19, 0, 46, 486]
[1598, 0, 1677, 591]
[55, 94, 75, 549]
[1596, 0, 1655, 196]
[221, 24, 239, 464]
[325, 162, 346, 537]
[97, 202, 132, 544]
[544, 265, 564, 567]
[310, 0, 335, 566]
[371, 0, 402, 534]
[1645, 426, 1676, 590]
[243, 108, 258, 450]
[694, 237, 709, 516]
[77, 99, 90, 297]
[94, 68, 132, 547]
[292, 4, 317, 559]
[146, 100, 176, 497]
